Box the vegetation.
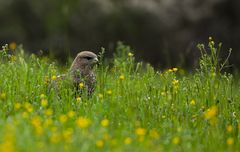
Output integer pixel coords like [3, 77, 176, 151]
[0, 39, 239, 152]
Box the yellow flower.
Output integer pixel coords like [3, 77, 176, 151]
[10, 55, 17, 62]
[96, 140, 104, 148]
[44, 108, 53, 116]
[35, 126, 43, 136]
[62, 128, 73, 143]
[43, 119, 53, 128]
[0, 141, 15, 152]
[27, 107, 33, 113]
[50, 132, 61, 144]
[149, 128, 159, 139]
[172, 137, 180, 145]
[101, 119, 109, 127]
[226, 137, 234, 145]
[128, 52, 134, 57]
[76, 97, 81, 103]
[51, 75, 57, 81]
[21, 112, 29, 119]
[59, 114, 68, 123]
[76, 117, 91, 129]
[190, 100, 196, 106]
[172, 68, 178, 72]
[67, 111, 76, 118]
[98, 93, 103, 99]
[119, 75, 125, 80]
[124, 137, 132, 145]
[106, 90, 112, 95]
[135, 128, 146, 136]
[31, 116, 42, 127]
[168, 69, 173, 73]
[51, 69, 56, 74]
[0, 92, 6, 100]
[0, 130, 16, 152]
[41, 99, 48, 107]
[14, 102, 21, 110]
[172, 79, 179, 86]
[79, 82, 84, 89]
[227, 125, 233, 133]
[204, 106, 218, 120]
[40, 94, 45, 99]
[9, 42, 17, 50]
[24, 102, 34, 113]
[44, 76, 49, 84]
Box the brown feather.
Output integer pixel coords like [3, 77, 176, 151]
[70, 51, 98, 96]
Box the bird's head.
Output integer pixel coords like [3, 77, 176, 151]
[72, 51, 98, 70]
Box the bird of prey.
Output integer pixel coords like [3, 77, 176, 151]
[69, 51, 98, 96]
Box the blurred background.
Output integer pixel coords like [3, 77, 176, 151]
[0, 0, 239, 70]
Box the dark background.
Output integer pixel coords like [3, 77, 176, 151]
[0, 0, 239, 70]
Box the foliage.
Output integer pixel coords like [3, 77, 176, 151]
[197, 37, 232, 74]
[0, 40, 239, 152]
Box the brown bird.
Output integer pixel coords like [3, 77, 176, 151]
[70, 51, 98, 96]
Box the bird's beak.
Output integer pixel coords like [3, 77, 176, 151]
[92, 57, 98, 64]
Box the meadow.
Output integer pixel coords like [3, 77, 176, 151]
[0, 39, 239, 152]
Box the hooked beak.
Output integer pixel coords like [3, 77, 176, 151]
[92, 57, 98, 64]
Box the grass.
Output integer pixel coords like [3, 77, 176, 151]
[0, 39, 239, 152]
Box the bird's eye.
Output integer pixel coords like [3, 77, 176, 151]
[84, 57, 92, 60]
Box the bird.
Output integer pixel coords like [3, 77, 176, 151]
[69, 51, 98, 96]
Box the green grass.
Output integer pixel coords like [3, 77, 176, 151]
[0, 40, 239, 152]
